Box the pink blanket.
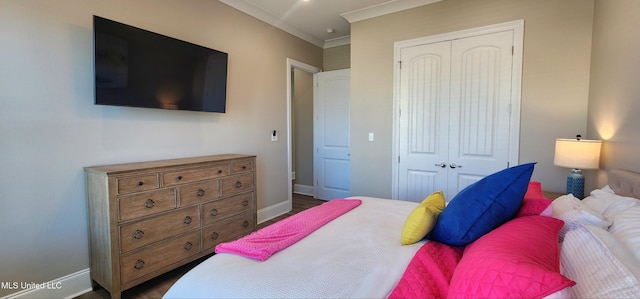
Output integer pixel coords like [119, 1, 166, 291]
[388, 241, 463, 299]
[215, 199, 361, 261]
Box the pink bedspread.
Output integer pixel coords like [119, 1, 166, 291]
[215, 199, 361, 261]
[388, 241, 463, 299]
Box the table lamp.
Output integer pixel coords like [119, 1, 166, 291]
[554, 135, 602, 199]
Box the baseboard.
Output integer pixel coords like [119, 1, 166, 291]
[257, 199, 291, 224]
[293, 184, 314, 196]
[1, 268, 92, 299]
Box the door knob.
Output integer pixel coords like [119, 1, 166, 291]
[435, 162, 447, 168]
[450, 163, 462, 168]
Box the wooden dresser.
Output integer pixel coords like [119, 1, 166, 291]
[84, 154, 257, 299]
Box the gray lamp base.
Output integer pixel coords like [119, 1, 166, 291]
[566, 169, 585, 199]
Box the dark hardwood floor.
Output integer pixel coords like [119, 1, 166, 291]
[76, 193, 324, 299]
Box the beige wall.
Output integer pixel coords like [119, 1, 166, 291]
[0, 0, 321, 296]
[588, 0, 640, 187]
[324, 44, 351, 71]
[350, 0, 595, 197]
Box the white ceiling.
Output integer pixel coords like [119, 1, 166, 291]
[219, 0, 441, 48]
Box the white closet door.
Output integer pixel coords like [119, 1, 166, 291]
[396, 30, 515, 201]
[447, 30, 514, 195]
[397, 41, 451, 202]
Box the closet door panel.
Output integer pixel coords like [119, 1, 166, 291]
[397, 41, 451, 202]
[448, 30, 514, 195]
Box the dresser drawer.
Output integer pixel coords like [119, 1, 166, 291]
[120, 231, 201, 284]
[118, 189, 176, 221]
[117, 174, 159, 195]
[231, 159, 254, 174]
[202, 212, 256, 250]
[178, 179, 220, 207]
[221, 174, 254, 197]
[162, 164, 229, 187]
[120, 206, 200, 253]
[201, 192, 254, 226]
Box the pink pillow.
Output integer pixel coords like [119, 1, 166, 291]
[388, 242, 463, 299]
[525, 181, 545, 198]
[516, 181, 552, 217]
[448, 216, 575, 298]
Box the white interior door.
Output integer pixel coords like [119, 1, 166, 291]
[395, 25, 520, 202]
[397, 41, 451, 202]
[447, 30, 514, 194]
[314, 69, 351, 200]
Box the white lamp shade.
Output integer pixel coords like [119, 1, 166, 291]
[554, 138, 602, 169]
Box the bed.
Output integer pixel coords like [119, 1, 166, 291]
[163, 168, 640, 298]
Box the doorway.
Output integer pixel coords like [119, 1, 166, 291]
[287, 59, 321, 207]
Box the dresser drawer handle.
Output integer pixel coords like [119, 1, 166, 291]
[137, 181, 144, 186]
[243, 220, 250, 228]
[242, 200, 249, 207]
[210, 208, 219, 216]
[235, 181, 242, 188]
[184, 242, 193, 250]
[183, 216, 192, 224]
[242, 165, 247, 170]
[210, 232, 219, 240]
[144, 199, 155, 208]
[197, 189, 205, 197]
[217, 169, 223, 174]
[133, 230, 145, 239]
[134, 259, 145, 270]
[177, 175, 183, 180]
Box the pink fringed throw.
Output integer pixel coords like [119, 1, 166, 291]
[215, 199, 361, 261]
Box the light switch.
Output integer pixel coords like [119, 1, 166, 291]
[368, 133, 374, 142]
[271, 130, 278, 142]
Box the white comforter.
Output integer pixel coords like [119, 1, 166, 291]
[163, 196, 423, 298]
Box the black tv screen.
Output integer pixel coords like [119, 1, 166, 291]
[93, 16, 228, 113]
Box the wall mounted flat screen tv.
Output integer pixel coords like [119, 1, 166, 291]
[93, 16, 228, 113]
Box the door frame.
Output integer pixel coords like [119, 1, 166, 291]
[391, 20, 524, 200]
[287, 58, 321, 205]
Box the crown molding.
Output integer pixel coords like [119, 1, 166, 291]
[324, 36, 351, 49]
[219, 0, 441, 48]
[341, 0, 441, 23]
[219, 0, 324, 48]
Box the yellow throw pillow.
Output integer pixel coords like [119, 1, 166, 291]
[401, 191, 446, 245]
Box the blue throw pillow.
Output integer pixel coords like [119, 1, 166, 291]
[428, 163, 536, 246]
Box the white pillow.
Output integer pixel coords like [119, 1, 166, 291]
[552, 194, 610, 241]
[584, 224, 640, 280]
[561, 223, 640, 298]
[540, 204, 553, 217]
[542, 288, 572, 299]
[581, 186, 614, 214]
[583, 185, 640, 220]
[609, 205, 640, 262]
